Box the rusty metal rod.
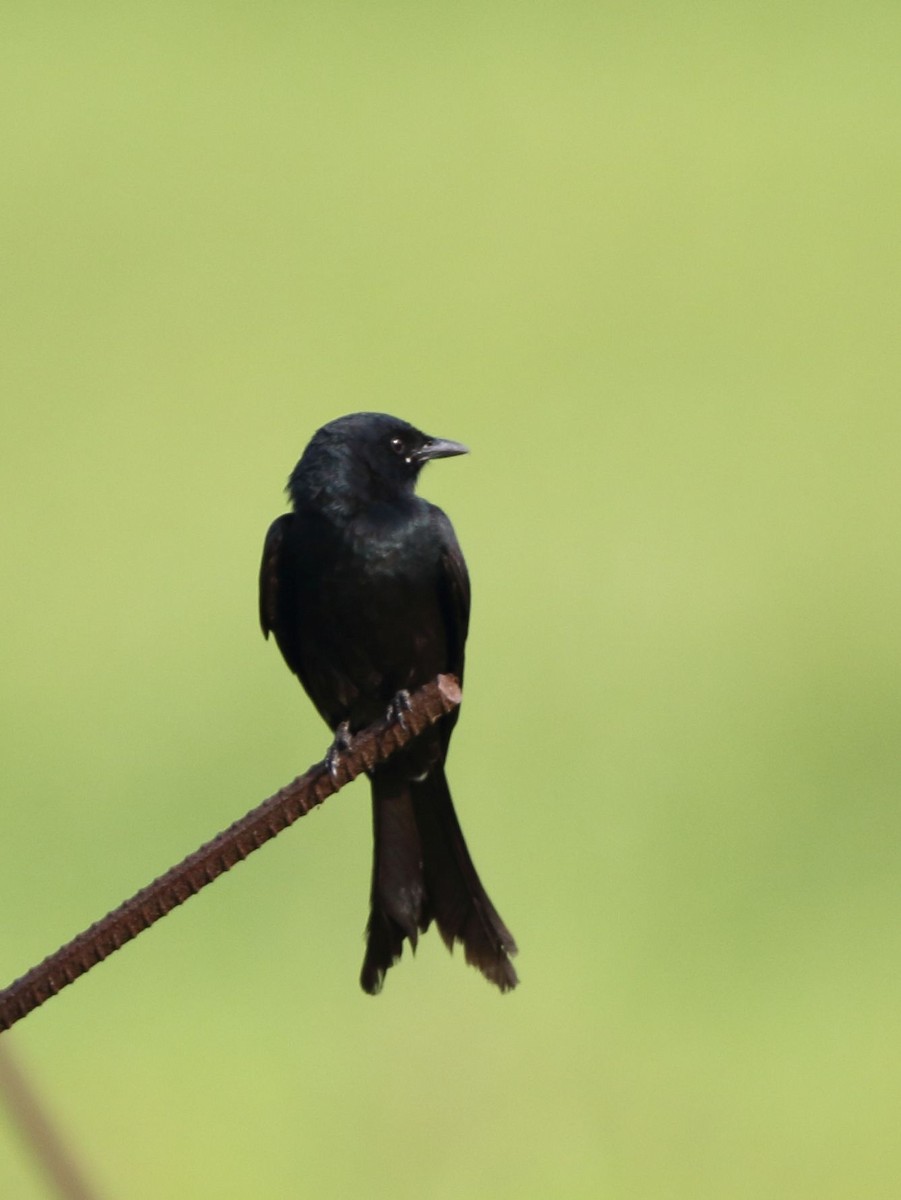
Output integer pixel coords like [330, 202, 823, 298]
[0, 674, 462, 1034]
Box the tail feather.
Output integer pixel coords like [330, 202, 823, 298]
[412, 769, 518, 993]
[360, 764, 518, 995]
[360, 769, 430, 995]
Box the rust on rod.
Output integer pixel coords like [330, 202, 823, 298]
[0, 674, 462, 1035]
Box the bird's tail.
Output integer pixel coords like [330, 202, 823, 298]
[360, 765, 518, 995]
[359, 767, 429, 994]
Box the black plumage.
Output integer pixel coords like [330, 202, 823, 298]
[260, 412, 517, 993]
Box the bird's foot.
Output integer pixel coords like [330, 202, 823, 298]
[386, 689, 412, 730]
[326, 721, 354, 781]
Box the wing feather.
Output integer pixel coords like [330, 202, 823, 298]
[259, 513, 293, 639]
[432, 508, 470, 687]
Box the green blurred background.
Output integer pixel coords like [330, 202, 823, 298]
[2, 3, 900, 1196]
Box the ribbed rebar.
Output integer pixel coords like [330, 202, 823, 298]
[0, 674, 462, 1034]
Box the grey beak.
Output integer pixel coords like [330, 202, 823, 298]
[416, 436, 470, 463]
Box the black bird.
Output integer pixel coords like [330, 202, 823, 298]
[259, 412, 518, 994]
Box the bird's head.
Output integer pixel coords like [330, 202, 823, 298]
[288, 412, 469, 513]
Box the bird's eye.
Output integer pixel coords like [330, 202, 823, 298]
[389, 436, 405, 455]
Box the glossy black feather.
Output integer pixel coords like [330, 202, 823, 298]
[260, 412, 517, 993]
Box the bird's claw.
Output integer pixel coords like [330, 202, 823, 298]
[386, 689, 412, 730]
[326, 721, 354, 780]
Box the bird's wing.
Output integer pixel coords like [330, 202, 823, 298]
[259, 512, 293, 639]
[433, 510, 471, 687]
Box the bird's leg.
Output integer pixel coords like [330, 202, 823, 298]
[326, 720, 354, 781]
[385, 689, 412, 730]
